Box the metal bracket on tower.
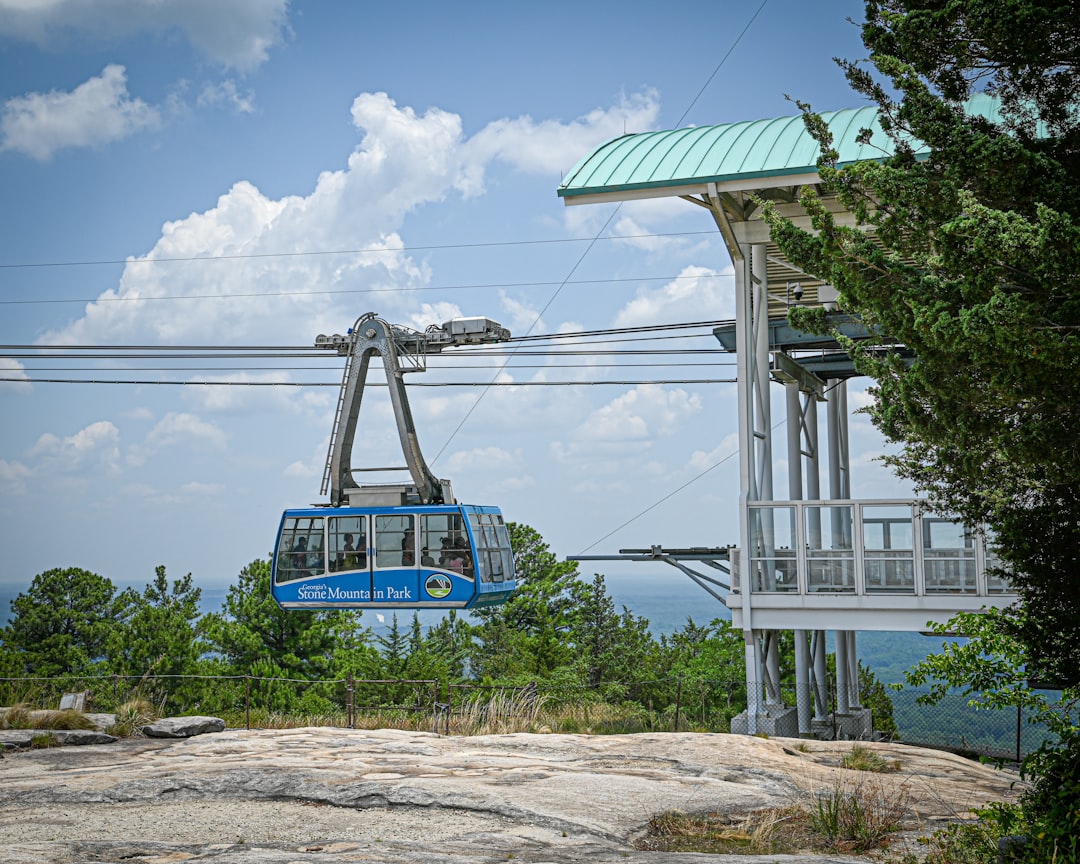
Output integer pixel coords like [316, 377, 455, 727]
[315, 312, 511, 508]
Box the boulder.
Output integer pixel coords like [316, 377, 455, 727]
[0, 729, 116, 748]
[141, 716, 225, 738]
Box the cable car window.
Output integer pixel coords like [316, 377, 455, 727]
[493, 514, 511, 548]
[468, 514, 487, 582]
[421, 512, 469, 574]
[482, 517, 499, 550]
[277, 516, 325, 583]
[328, 515, 367, 572]
[376, 514, 414, 569]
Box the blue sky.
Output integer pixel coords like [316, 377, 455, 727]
[0, 0, 912, 592]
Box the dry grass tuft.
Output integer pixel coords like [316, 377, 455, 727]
[449, 687, 548, 736]
[841, 743, 901, 773]
[0, 703, 34, 729]
[639, 775, 913, 856]
[107, 698, 160, 737]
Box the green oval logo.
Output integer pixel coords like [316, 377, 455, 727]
[424, 573, 452, 599]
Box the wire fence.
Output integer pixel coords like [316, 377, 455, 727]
[0, 673, 1062, 761]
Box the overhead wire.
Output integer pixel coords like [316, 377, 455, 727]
[0, 230, 720, 271]
[0, 377, 737, 387]
[0, 270, 735, 307]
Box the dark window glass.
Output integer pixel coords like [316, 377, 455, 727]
[276, 517, 325, 583]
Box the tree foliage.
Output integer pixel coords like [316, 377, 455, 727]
[107, 565, 205, 680]
[1, 567, 122, 677]
[0, 525, 896, 741]
[763, 0, 1080, 688]
[202, 558, 343, 680]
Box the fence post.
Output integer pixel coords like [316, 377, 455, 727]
[245, 676, 251, 731]
[112, 674, 118, 709]
[347, 671, 355, 729]
[1016, 701, 1022, 763]
[445, 683, 452, 736]
[674, 674, 683, 732]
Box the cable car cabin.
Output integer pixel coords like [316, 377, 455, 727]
[271, 504, 516, 610]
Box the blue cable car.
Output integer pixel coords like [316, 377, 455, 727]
[270, 313, 517, 611]
[272, 504, 514, 609]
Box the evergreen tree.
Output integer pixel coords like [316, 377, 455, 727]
[423, 610, 473, 680]
[567, 574, 657, 688]
[107, 565, 205, 680]
[204, 559, 340, 680]
[376, 613, 406, 678]
[469, 523, 579, 680]
[763, 0, 1080, 688]
[1, 567, 123, 677]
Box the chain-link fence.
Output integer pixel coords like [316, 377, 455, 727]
[890, 689, 1059, 762]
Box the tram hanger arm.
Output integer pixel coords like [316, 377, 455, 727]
[317, 312, 512, 507]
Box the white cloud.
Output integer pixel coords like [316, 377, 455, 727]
[498, 291, 547, 337]
[284, 459, 317, 478]
[122, 406, 154, 421]
[145, 412, 227, 451]
[39, 90, 658, 347]
[178, 371, 330, 415]
[552, 385, 703, 471]
[583, 385, 701, 441]
[0, 459, 31, 495]
[440, 446, 520, 474]
[461, 89, 661, 194]
[0, 358, 31, 394]
[0, 64, 160, 160]
[180, 481, 224, 496]
[0, 0, 289, 71]
[687, 433, 741, 471]
[197, 79, 256, 114]
[613, 265, 735, 329]
[28, 420, 121, 473]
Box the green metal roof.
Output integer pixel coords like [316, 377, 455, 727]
[558, 93, 1002, 200]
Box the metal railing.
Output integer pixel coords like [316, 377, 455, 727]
[734, 499, 1013, 597]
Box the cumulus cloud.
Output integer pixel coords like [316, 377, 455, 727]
[28, 420, 121, 473]
[613, 265, 735, 329]
[688, 432, 740, 471]
[0, 0, 289, 71]
[0, 459, 31, 495]
[39, 90, 657, 347]
[0, 64, 160, 160]
[583, 385, 701, 440]
[0, 358, 31, 394]
[197, 79, 256, 114]
[440, 446, 520, 474]
[552, 385, 702, 470]
[461, 90, 661, 194]
[127, 412, 227, 467]
[145, 412, 227, 451]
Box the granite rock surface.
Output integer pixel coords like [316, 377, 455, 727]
[0, 727, 1020, 863]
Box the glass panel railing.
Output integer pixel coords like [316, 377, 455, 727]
[862, 504, 914, 593]
[922, 513, 977, 593]
[806, 505, 855, 593]
[749, 506, 797, 592]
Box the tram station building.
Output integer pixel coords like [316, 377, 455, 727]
[558, 95, 1016, 738]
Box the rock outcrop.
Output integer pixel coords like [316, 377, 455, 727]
[141, 715, 226, 738]
[0, 727, 1022, 864]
